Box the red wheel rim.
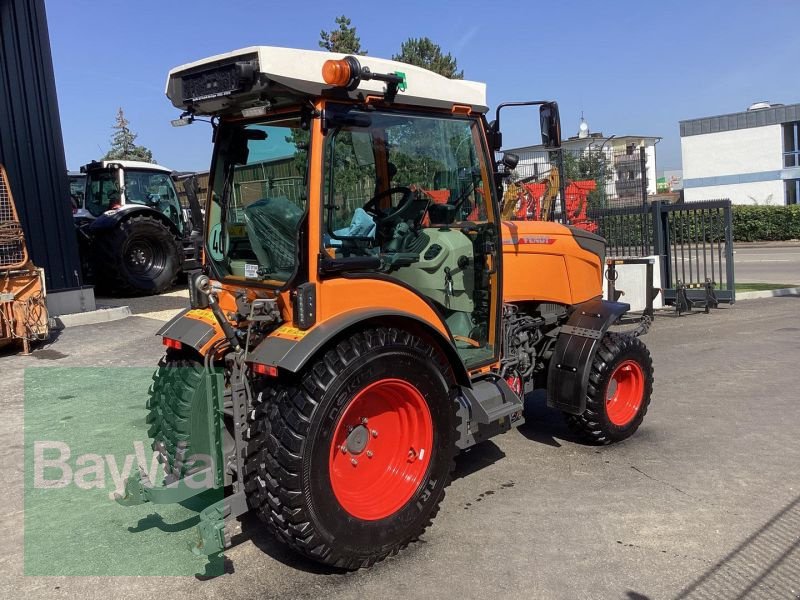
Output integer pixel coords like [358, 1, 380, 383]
[605, 360, 645, 426]
[329, 378, 433, 521]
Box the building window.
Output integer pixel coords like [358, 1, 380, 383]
[784, 122, 800, 167]
[786, 179, 800, 205]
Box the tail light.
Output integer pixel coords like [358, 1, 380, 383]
[163, 337, 182, 350]
[249, 362, 278, 377]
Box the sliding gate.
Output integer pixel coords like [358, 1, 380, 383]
[588, 200, 735, 305]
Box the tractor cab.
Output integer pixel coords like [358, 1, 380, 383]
[167, 48, 502, 368]
[80, 160, 183, 232]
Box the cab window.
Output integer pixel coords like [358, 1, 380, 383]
[322, 107, 497, 368]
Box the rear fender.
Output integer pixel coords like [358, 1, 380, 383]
[546, 297, 629, 415]
[157, 308, 224, 356]
[89, 205, 180, 237]
[248, 309, 470, 387]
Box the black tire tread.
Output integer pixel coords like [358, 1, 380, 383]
[146, 351, 204, 476]
[94, 214, 181, 296]
[564, 332, 654, 445]
[244, 327, 458, 570]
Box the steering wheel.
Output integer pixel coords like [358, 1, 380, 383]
[363, 186, 414, 222]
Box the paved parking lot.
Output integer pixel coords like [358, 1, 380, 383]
[1, 296, 799, 599]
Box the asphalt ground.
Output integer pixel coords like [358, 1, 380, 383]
[1, 296, 799, 599]
[733, 246, 800, 285]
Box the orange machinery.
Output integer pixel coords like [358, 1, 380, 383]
[0, 165, 49, 354]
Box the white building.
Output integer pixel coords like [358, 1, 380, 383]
[506, 120, 660, 203]
[680, 102, 800, 205]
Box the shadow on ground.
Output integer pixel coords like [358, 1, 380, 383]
[628, 493, 800, 599]
[234, 511, 348, 576]
[227, 439, 521, 576]
[0, 326, 63, 359]
[96, 286, 189, 315]
[675, 493, 800, 599]
[516, 389, 586, 448]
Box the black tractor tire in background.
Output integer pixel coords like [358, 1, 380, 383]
[94, 214, 181, 295]
[146, 350, 206, 481]
[244, 327, 459, 569]
[564, 332, 654, 445]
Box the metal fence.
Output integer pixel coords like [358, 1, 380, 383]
[589, 199, 735, 304]
[658, 200, 735, 304]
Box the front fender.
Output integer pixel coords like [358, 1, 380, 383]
[546, 297, 629, 415]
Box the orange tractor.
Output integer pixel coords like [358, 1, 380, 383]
[117, 47, 654, 568]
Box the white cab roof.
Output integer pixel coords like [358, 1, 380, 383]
[86, 160, 173, 173]
[167, 46, 488, 114]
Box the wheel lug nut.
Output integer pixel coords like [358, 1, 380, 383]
[366, 451, 373, 458]
[371, 429, 378, 438]
[360, 417, 368, 425]
[347, 425, 353, 433]
[340, 445, 347, 453]
[350, 458, 358, 466]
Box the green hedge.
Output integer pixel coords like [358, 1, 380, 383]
[732, 205, 800, 242]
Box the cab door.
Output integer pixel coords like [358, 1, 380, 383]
[319, 106, 502, 370]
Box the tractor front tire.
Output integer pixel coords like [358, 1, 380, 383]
[95, 214, 181, 295]
[244, 328, 459, 569]
[564, 332, 654, 445]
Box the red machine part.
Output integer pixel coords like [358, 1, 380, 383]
[512, 180, 598, 233]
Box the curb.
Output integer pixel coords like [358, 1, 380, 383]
[736, 287, 800, 300]
[733, 241, 800, 248]
[51, 306, 132, 329]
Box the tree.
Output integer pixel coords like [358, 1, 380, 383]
[286, 17, 366, 181]
[393, 37, 463, 79]
[319, 15, 366, 55]
[103, 108, 154, 163]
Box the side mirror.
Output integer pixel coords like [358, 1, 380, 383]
[539, 102, 562, 149]
[487, 120, 502, 151]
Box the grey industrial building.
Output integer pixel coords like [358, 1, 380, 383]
[0, 0, 92, 314]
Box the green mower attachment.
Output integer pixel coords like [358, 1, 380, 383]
[115, 367, 228, 555]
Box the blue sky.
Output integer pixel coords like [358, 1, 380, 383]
[47, 0, 800, 174]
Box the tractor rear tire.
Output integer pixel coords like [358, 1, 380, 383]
[95, 214, 181, 295]
[146, 350, 206, 480]
[244, 327, 459, 569]
[563, 332, 653, 445]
